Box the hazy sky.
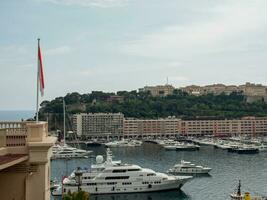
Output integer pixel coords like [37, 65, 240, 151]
[1, 0, 267, 110]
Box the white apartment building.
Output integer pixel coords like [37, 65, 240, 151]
[73, 113, 124, 139]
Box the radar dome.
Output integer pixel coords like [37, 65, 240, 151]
[96, 155, 104, 164]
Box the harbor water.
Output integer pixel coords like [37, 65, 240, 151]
[51, 143, 267, 200]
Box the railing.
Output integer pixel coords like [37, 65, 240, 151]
[0, 121, 28, 129]
[0, 122, 28, 147]
[6, 128, 27, 147]
[0, 121, 49, 148]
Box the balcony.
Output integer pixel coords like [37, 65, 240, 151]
[0, 121, 55, 167]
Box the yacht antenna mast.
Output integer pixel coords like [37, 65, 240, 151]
[237, 180, 241, 196]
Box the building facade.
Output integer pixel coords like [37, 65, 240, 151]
[0, 121, 56, 200]
[179, 117, 267, 137]
[123, 117, 267, 138]
[180, 84, 241, 96]
[73, 113, 124, 139]
[139, 84, 175, 97]
[180, 82, 267, 103]
[73, 113, 267, 139]
[123, 117, 180, 138]
[242, 82, 267, 103]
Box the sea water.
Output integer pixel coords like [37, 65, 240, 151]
[51, 143, 267, 200]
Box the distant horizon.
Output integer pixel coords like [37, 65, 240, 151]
[0, 110, 35, 121]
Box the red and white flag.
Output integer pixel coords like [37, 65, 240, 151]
[38, 41, 45, 96]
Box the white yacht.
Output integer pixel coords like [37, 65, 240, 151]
[257, 143, 267, 152]
[51, 99, 92, 160]
[51, 144, 92, 159]
[105, 139, 142, 147]
[175, 143, 200, 151]
[52, 149, 192, 196]
[167, 160, 211, 175]
[163, 143, 199, 151]
[163, 140, 181, 150]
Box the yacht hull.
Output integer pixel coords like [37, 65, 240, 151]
[52, 177, 191, 196]
[51, 152, 91, 160]
[168, 169, 211, 175]
[236, 149, 259, 154]
[175, 147, 199, 151]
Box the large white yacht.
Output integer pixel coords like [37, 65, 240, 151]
[52, 149, 192, 196]
[167, 160, 211, 175]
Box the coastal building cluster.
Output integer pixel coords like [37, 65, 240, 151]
[72, 113, 267, 139]
[139, 82, 267, 103]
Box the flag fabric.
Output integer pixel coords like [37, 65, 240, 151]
[38, 42, 45, 96]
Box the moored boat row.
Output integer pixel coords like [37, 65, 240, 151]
[191, 137, 267, 154]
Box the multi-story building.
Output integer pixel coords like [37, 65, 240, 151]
[123, 117, 180, 138]
[124, 117, 267, 138]
[0, 121, 56, 200]
[73, 112, 267, 139]
[139, 84, 175, 97]
[73, 113, 124, 139]
[179, 117, 267, 137]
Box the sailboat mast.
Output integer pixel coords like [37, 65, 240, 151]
[63, 98, 66, 144]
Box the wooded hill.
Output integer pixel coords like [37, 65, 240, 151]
[39, 90, 267, 121]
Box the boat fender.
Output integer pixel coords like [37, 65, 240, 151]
[95, 187, 98, 192]
[148, 184, 152, 189]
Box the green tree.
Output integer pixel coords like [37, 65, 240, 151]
[62, 191, 89, 200]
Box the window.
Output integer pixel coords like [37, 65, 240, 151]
[142, 182, 149, 184]
[147, 173, 155, 176]
[107, 182, 117, 185]
[112, 169, 127, 173]
[122, 182, 132, 185]
[128, 169, 140, 172]
[87, 183, 97, 186]
[105, 176, 129, 180]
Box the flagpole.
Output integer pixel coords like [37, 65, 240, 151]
[63, 98, 66, 144]
[36, 38, 40, 122]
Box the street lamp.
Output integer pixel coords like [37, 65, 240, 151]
[75, 167, 83, 191]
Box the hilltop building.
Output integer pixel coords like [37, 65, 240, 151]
[0, 121, 56, 200]
[242, 82, 267, 103]
[73, 113, 124, 139]
[180, 84, 241, 96]
[180, 82, 267, 103]
[139, 84, 175, 97]
[106, 95, 124, 103]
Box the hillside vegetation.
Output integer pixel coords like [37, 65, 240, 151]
[39, 90, 267, 120]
